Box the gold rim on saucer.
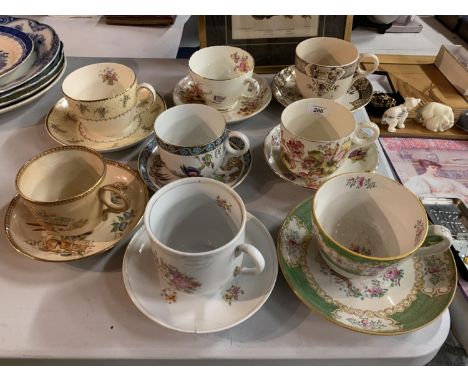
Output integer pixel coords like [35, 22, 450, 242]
[45, 91, 166, 153]
[4, 160, 149, 262]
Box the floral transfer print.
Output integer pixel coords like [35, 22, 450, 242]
[216, 196, 232, 214]
[25, 235, 94, 257]
[423, 255, 447, 286]
[348, 148, 368, 162]
[349, 243, 372, 257]
[306, 79, 339, 97]
[0, 51, 9, 70]
[237, 88, 268, 116]
[280, 215, 311, 267]
[281, 136, 351, 180]
[231, 52, 251, 73]
[346, 317, 386, 330]
[178, 81, 206, 103]
[317, 258, 404, 300]
[414, 219, 425, 245]
[110, 209, 135, 238]
[158, 258, 202, 294]
[177, 152, 217, 178]
[345, 175, 376, 189]
[160, 288, 177, 304]
[99, 67, 119, 85]
[223, 285, 244, 305]
[27, 212, 89, 233]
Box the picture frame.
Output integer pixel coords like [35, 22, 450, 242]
[198, 15, 353, 73]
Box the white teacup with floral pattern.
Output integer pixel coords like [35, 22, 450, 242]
[188, 46, 260, 111]
[154, 104, 250, 178]
[15, 146, 129, 236]
[62, 62, 157, 138]
[312, 172, 453, 277]
[280, 98, 379, 182]
[144, 177, 265, 295]
[295, 37, 379, 100]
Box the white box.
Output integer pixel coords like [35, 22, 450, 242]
[434, 45, 468, 97]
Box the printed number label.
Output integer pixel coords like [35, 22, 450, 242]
[308, 104, 329, 117]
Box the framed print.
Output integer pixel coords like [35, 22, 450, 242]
[199, 15, 353, 73]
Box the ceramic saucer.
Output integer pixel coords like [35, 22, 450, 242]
[272, 65, 373, 112]
[138, 135, 252, 191]
[122, 213, 278, 333]
[45, 91, 166, 153]
[263, 125, 379, 190]
[5, 160, 149, 262]
[173, 73, 272, 124]
[278, 197, 457, 335]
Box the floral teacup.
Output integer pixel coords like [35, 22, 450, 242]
[188, 46, 260, 111]
[295, 37, 379, 100]
[312, 172, 453, 277]
[154, 104, 250, 178]
[62, 62, 157, 138]
[15, 146, 129, 236]
[280, 98, 379, 182]
[144, 177, 265, 295]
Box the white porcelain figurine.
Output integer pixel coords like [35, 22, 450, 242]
[381, 97, 421, 132]
[416, 102, 455, 132]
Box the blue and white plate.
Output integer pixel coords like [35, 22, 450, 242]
[0, 25, 33, 80]
[138, 136, 252, 191]
[0, 16, 60, 93]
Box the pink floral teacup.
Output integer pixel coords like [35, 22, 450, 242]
[144, 177, 265, 295]
[188, 46, 260, 111]
[280, 98, 379, 183]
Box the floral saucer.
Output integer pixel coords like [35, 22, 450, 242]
[5, 160, 149, 262]
[138, 136, 252, 191]
[45, 91, 166, 153]
[278, 197, 457, 335]
[122, 213, 278, 333]
[272, 66, 373, 112]
[264, 125, 379, 190]
[172, 74, 272, 124]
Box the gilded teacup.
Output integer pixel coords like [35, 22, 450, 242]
[16, 146, 129, 236]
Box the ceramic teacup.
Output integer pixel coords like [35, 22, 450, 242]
[154, 104, 250, 178]
[188, 46, 260, 111]
[15, 146, 129, 236]
[144, 177, 265, 295]
[280, 98, 379, 182]
[312, 172, 453, 277]
[295, 37, 379, 99]
[62, 62, 157, 138]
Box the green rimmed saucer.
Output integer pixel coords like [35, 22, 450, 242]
[277, 197, 457, 335]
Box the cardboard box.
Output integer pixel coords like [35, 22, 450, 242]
[434, 45, 468, 97]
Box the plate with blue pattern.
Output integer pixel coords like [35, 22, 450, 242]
[138, 135, 252, 191]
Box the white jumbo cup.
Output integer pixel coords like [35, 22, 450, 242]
[144, 177, 265, 295]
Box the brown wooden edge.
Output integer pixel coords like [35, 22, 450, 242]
[361, 54, 437, 65]
[344, 15, 353, 41]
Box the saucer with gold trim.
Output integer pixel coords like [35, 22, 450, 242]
[263, 125, 379, 190]
[272, 65, 373, 112]
[277, 197, 457, 335]
[45, 90, 166, 153]
[4, 160, 148, 262]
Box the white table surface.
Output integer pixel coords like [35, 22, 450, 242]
[0, 57, 450, 365]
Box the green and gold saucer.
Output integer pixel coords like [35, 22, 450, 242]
[5, 160, 148, 262]
[278, 197, 457, 335]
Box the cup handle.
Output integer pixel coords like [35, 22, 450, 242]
[351, 122, 380, 148]
[224, 131, 250, 156]
[355, 53, 379, 78]
[98, 185, 130, 220]
[136, 83, 157, 108]
[235, 243, 265, 275]
[415, 225, 452, 256]
[242, 77, 261, 98]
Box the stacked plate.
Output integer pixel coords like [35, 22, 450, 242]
[0, 16, 66, 114]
